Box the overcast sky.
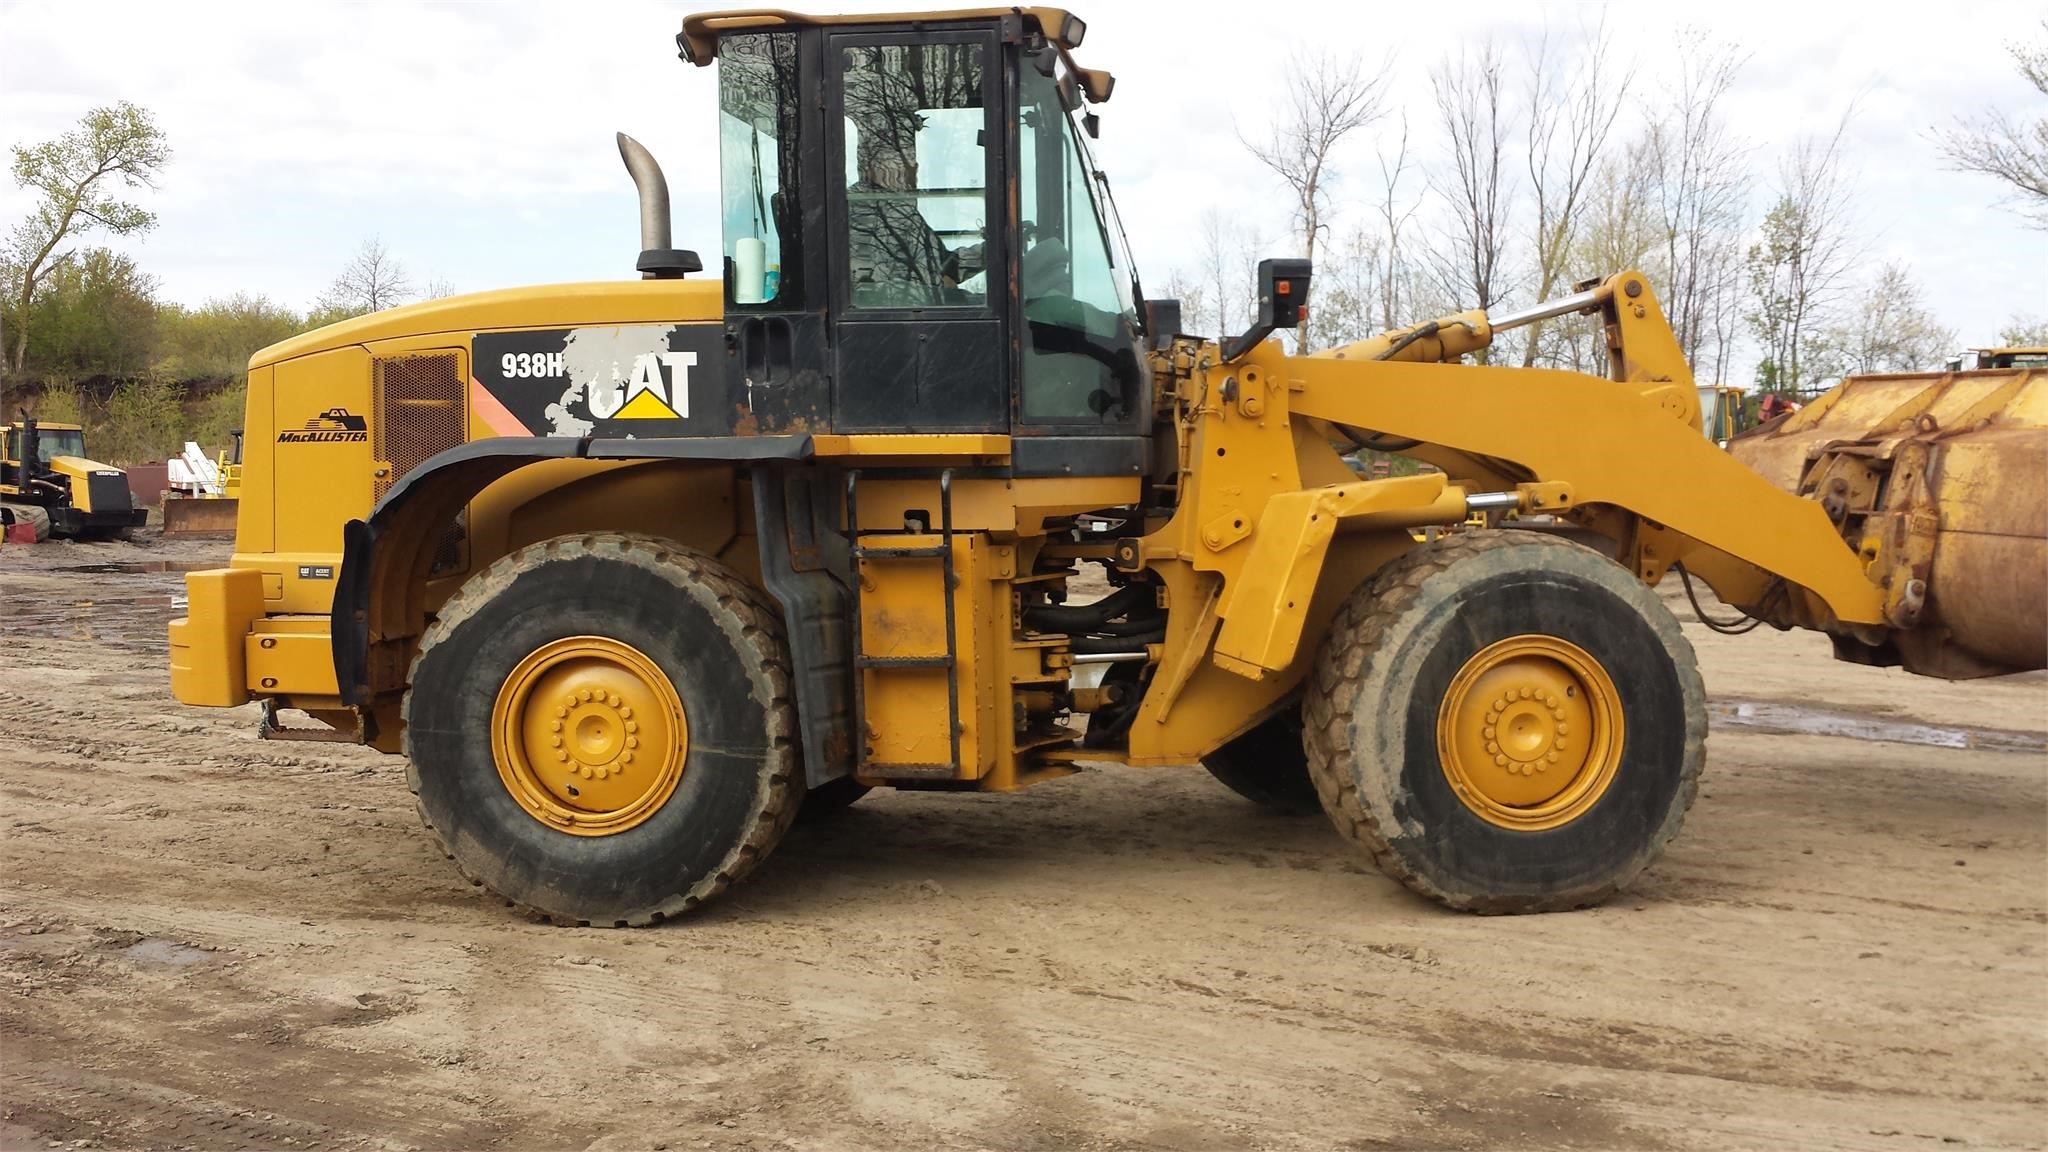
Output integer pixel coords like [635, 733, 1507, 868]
[3, 0, 2044, 379]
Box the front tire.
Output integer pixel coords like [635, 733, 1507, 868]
[1304, 531, 1705, 913]
[404, 534, 800, 925]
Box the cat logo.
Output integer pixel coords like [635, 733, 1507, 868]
[591, 350, 697, 420]
[279, 407, 371, 443]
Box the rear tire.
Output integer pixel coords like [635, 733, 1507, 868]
[1304, 531, 1705, 913]
[404, 533, 800, 925]
[1201, 708, 1319, 814]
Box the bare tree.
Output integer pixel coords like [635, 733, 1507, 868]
[1307, 225, 1385, 350]
[1816, 261, 1957, 376]
[1240, 52, 1388, 350]
[1550, 139, 1663, 373]
[1371, 116, 1427, 330]
[1428, 40, 1513, 359]
[1155, 269, 1208, 341]
[1645, 33, 1749, 382]
[1520, 21, 1631, 365]
[1194, 207, 1263, 339]
[315, 236, 414, 319]
[1938, 21, 2048, 228]
[423, 275, 457, 300]
[4, 101, 170, 379]
[1746, 116, 1860, 395]
[2000, 314, 2048, 346]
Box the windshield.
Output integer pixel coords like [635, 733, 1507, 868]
[1016, 48, 1143, 423]
[1066, 105, 1142, 317]
[36, 429, 86, 459]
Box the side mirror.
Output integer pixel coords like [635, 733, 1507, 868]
[1221, 258, 1312, 361]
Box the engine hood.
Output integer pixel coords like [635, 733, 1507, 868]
[250, 279, 724, 370]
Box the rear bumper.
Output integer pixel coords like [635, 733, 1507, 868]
[170, 568, 339, 706]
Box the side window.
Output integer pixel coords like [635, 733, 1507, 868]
[839, 42, 988, 309]
[718, 32, 801, 306]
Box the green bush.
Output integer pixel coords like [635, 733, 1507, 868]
[29, 382, 87, 426]
[94, 376, 185, 465]
[189, 381, 247, 452]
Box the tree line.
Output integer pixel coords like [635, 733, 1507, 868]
[1165, 19, 2048, 395]
[1, 101, 442, 463]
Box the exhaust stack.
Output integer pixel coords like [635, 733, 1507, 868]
[615, 132, 702, 280]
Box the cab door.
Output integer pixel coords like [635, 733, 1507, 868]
[825, 28, 1010, 433]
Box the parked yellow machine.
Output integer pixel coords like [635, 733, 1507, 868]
[2, 417, 148, 539]
[167, 7, 2047, 924]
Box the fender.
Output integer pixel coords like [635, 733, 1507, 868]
[330, 435, 815, 735]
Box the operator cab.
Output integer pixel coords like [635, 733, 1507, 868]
[685, 8, 1150, 474]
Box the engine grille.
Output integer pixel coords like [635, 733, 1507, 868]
[373, 352, 466, 571]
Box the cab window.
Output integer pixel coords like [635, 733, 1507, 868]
[718, 32, 802, 306]
[838, 41, 989, 309]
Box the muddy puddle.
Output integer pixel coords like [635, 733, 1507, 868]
[1711, 698, 2046, 753]
[51, 560, 215, 575]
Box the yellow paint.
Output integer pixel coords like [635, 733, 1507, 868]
[244, 619, 340, 696]
[1436, 634, 1622, 831]
[614, 388, 682, 420]
[168, 568, 266, 706]
[811, 434, 1011, 458]
[1212, 473, 1449, 678]
[491, 636, 687, 836]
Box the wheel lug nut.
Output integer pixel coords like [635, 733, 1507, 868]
[1547, 751, 1560, 763]
[619, 706, 633, 719]
[1485, 741, 1500, 755]
[579, 765, 593, 779]
[625, 736, 639, 749]
[625, 721, 638, 734]
[1493, 754, 1508, 767]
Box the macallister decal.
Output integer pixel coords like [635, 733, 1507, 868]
[278, 407, 370, 443]
[471, 324, 729, 438]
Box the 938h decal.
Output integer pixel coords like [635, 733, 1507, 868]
[472, 324, 727, 438]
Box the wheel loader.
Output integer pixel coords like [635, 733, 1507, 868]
[2, 416, 149, 539]
[167, 7, 2047, 924]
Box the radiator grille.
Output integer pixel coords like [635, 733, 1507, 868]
[373, 353, 464, 500]
[374, 352, 467, 572]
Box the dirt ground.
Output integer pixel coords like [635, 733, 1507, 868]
[2, 532, 2044, 1152]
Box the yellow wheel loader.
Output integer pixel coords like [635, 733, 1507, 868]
[167, 8, 2047, 924]
[2, 417, 149, 539]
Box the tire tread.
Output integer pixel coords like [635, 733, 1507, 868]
[402, 532, 801, 926]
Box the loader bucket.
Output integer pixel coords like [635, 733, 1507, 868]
[1728, 366, 2047, 678]
[161, 496, 240, 538]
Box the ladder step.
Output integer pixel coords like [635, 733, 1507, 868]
[855, 545, 949, 559]
[856, 655, 956, 668]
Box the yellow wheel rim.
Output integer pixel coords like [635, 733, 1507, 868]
[490, 636, 686, 836]
[1437, 634, 1623, 831]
